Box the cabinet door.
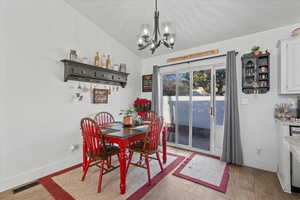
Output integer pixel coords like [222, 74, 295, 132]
[287, 39, 300, 92]
[277, 123, 291, 193]
[280, 38, 300, 94]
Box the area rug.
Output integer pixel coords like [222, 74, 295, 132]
[38, 152, 184, 200]
[173, 153, 229, 193]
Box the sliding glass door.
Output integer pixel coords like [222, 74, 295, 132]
[177, 72, 190, 146]
[162, 65, 225, 155]
[192, 69, 212, 151]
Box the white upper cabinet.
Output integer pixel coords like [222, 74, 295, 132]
[280, 37, 300, 94]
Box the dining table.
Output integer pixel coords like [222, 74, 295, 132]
[100, 122, 168, 195]
[102, 123, 149, 195]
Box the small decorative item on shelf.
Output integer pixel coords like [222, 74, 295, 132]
[113, 64, 120, 71]
[72, 92, 83, 102]
[69, 50, 78, 61]
[133, 98, 152, 116]
[251, 46, 261, 56]
[101, 54, 106, 67]
[106, 55, 112, 69]
[81, 57, 89, 64]
[119, 109, 136, 127]
[94, 52, 100, 66]
[119, 63, 127, 73]
[274, 103, 293, 120]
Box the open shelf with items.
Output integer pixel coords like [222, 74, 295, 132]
[61, 59, 129, 88]
[241, 52, 270, 94]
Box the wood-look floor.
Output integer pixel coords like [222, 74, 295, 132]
[1, 147, 300, 200]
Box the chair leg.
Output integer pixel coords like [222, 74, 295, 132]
[98, 160, 105, 193]
[139, 153, 143, 162]
[126, 151, 134, 175]
[81, 159, 91, 181]
[145, 155, 151, 185]
[117, 153, 121, 163]
[106, 156, 111, 169]
[156, 152, 163, 172]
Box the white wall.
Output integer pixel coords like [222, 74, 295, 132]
[0, 0, 141, 191]
[0, 0, 6, 185]
[141, 23, 300, 172]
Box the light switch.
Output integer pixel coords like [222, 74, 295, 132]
[241, 98, 249, 105]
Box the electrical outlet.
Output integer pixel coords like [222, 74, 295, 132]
[256, 148, 262, 155]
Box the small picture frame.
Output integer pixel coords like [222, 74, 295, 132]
[93, 89, 108, 104]
[142, 74, 152, 92]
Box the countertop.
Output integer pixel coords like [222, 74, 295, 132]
[275, 119, 300, 126]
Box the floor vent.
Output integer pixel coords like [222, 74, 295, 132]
[12, 181, 40, 194]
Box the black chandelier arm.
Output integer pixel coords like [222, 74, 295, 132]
[153, 11, 160, 43]
[138, 41, 152, 50]
[162, 40, 171, 49]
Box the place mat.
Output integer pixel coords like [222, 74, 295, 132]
[102, 128, 120, 134]
[129, 125, 148, 131]
[173, 153, 229, 193]
[39, 152, 185, 200]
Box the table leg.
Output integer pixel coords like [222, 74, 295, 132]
[118, 142, 127, 194]
[162, 127, 168, 164]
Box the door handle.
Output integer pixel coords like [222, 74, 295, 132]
[209, 107, 214, 117]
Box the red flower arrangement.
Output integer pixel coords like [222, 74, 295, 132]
[133, 98, 151, 116]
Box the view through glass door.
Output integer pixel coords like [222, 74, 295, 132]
[162, 65, 226, 154]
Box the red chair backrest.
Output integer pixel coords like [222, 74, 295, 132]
[141, 111, 157, 122]
[144, 117, 163, 153]
[81, 118, 106, 157]
[95, 112, 114, 128]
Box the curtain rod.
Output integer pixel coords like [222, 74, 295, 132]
[157, 52, 238, 69]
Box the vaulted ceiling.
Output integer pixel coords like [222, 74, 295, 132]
[64, 0, 300, 58]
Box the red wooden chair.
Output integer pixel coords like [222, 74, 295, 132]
[94, 112, 115, 128]
[80, 118, 120, 193]
[140, 111, 157, 122]
[126, 117, 164, 185]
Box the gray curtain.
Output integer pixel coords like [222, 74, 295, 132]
[152, 65, 162, 115]
[221, 51, 243, 165]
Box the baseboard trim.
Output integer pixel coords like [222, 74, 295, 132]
[0, 153, 81, 192]
[277, 172, 291, 193]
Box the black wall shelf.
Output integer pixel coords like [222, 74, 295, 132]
[61, 59, 129, 88]
[241, 52, 270, 94]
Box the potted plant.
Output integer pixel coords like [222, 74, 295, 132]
[133, 98, 152, 116]
[119, 108, 136, 127]
[251, 46, 261, 56]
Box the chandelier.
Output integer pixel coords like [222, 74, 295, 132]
[137, 0, 175, 54]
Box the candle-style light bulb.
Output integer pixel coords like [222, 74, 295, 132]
[140, 24, 151, 38]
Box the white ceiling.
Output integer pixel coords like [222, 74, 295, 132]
[64, 0, 300, 58]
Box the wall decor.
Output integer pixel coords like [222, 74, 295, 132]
[241, 51, 270, 94]
[72, 93, 83, 102]
[93, 89, 108, 104]
[142, 74, 153, 92]
[166, 49, 219, 63]
[61, 59, 129, 88]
